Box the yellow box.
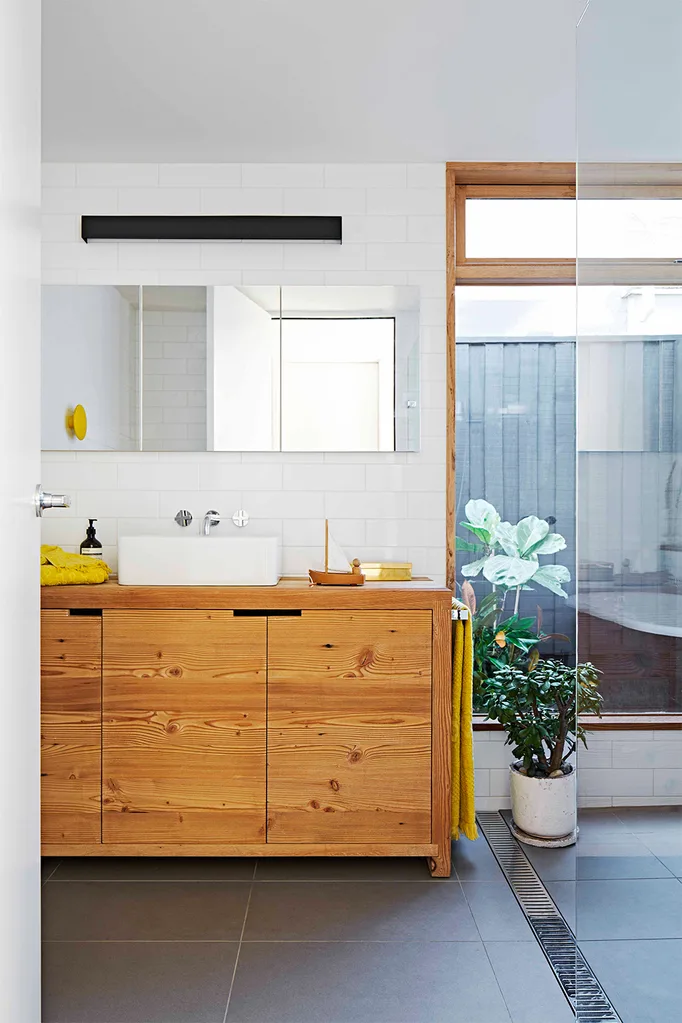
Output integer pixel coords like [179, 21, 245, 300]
[360, 562, 413, 581]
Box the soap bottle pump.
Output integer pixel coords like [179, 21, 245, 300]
[80, 519, 103, 559]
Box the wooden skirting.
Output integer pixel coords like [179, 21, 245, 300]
[42, 842, 439, 858]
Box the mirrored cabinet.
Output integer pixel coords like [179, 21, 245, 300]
[41, 284, 420, 452]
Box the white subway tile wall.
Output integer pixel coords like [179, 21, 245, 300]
[142, 308, 207, 450]
[473, 729, 682, 810]
[40, 163, 447, 582]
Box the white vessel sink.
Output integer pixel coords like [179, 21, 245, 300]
[118, 534, 281, 586]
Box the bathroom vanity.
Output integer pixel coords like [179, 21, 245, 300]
[41, 580, 452, 875]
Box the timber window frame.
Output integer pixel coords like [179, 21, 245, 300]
[446, 161, 682, 727]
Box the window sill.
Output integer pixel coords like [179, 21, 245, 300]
[473, 714, 682, 731]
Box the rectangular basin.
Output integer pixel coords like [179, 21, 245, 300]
[118, 534, 281, 586]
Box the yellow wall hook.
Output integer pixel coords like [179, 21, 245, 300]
[65, 404, 87, 441]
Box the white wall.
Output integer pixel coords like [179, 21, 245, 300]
[42, 284, 135, 450]
[0, 0, 41, 1018]
[40, 162, 446, 580]
[474, 729, 682, 811]
[209, 286, 279, 451]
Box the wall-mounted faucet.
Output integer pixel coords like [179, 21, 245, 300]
[202, 510, 221, 536]
[202, 509, 250, 535]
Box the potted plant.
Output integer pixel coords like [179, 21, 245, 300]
[478, 659, 603, 845]
[456, 499, 571, 699]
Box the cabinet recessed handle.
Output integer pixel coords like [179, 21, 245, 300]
[233, 609, 302, 617]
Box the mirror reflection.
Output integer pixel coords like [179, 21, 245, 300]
[41, 284, 420, 453]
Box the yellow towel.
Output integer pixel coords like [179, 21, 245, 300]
[452, 599, 478, 840]
[40, 544, 111, 586]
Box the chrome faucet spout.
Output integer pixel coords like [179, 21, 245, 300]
[202, 510, 221, 536]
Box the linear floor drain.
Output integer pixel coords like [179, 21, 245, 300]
[476, 811, 622, 1023]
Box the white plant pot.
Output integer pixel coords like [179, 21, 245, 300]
[509, 765, 577, 841]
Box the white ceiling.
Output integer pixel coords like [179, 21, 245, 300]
[42, 0, 577, 163]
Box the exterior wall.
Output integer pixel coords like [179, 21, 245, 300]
[40, 161, 446, 579]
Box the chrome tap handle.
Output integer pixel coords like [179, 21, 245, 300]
[34, 484, 72, 517]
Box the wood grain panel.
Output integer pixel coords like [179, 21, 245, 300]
[42, 579, 451, 612]
[446, 162, 575, 185]
[102, 610, 266, 844]
[267, 611, 432, 843]
[41, 610, 102, 845]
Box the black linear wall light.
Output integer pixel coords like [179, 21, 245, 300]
[81, 214, 342, 244]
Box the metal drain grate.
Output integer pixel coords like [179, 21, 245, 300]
[477, 811, 622, 1023]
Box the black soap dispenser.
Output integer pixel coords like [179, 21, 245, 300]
[80, 519, 103, 560]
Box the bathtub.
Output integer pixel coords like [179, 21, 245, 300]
[572, 589, 682, 639]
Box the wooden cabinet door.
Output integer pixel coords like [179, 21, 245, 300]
[41, 610, 102, 845]
[267, 610, 432, 843]
[102, 610, 266, 845]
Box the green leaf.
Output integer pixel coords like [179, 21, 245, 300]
[494, 521, 519, 557]
[465, 499, 500, 532]
[456, 536, 484, 553]
[530, 532, 567, 556]
[533, 564, 571, 598]
[482, 555, 538, 589]
[515, 516, 549, 556]
[461, 522, 493, 544]
[461, 556, 488, 578]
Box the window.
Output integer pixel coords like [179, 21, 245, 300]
[464, 192, 576, 259]
[448, 163, 682, 719]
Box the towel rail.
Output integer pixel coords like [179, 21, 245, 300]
[452, 608, 469, 620]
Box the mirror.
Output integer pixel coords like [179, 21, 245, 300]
[41, 284, 420, 452]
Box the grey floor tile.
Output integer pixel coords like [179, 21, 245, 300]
[42, 881, 251, 941]
[636, 832, 682, 877]
[485, 941, 575, 1023]
[52, 856, 256, 881]
[527, 836, 673, 881]
[41, 858, 61, 884]
[453, 835, 506, 880]
[527, 842, 674, 883]
[254, 856, 431, 881]
[243, 881, 479, 942]
[547, 881, 576, 933]
[613, 805, 682, 834]
[571, 878, 682, 940]
[42, 940, 237, 1023]
[581, 939, 682, 1023]
[227, 941, 512, 1023]
[575, 808, 633, 842]
[575, 842, 675, 880]
[524, 844, 578, 882]
[460, 882, 533, 940]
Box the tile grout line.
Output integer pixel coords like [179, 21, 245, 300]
[42, 859, 62, 885]
[222, 872, 255, 1023]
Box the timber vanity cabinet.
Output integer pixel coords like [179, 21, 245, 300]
[40, 581, 452, 876]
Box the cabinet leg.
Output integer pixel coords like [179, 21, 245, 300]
[428, 845, 451, 878]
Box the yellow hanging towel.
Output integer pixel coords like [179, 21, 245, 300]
[40, 545, 111, 586]
[452, 599, 478, 840]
